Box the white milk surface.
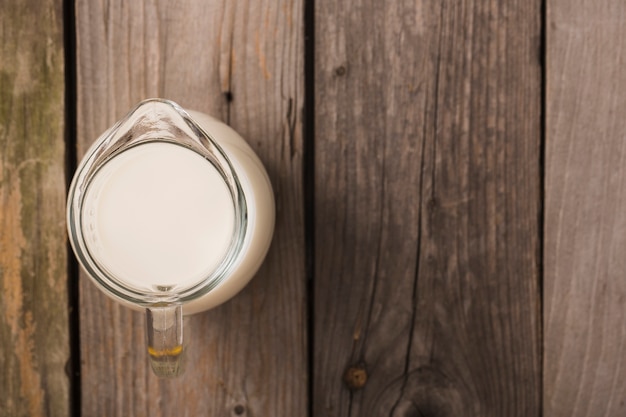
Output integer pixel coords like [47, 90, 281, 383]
[82, 142, 235, 291]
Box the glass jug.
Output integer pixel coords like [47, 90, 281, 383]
[67, 99, 275, 377]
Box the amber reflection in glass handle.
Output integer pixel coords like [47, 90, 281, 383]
[146, 303, 184, 377]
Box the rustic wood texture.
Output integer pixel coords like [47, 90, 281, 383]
[75, 1, 305, 416]
[2, 0, 624, 413]
[544, 1, 626, 416]
[314, 0, 542, 416]
[0, 1, 69, 416]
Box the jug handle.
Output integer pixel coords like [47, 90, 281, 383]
[146, 303, 185, 377]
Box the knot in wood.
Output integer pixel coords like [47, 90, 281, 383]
[427, 198, 438, 212]
[334, 66, 347, 76]
[343, 363, 368, 390]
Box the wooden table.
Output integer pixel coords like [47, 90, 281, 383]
[1, 0, 625, 416]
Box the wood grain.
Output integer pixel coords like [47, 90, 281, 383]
[314, 0, 542, 415]
[0, 1, 69, 416]
[544, 1, 626, 416]
[75, 1, 305, 416]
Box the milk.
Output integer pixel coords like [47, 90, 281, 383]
[82, 142, 236, 292]
[73, 108, 275, 315]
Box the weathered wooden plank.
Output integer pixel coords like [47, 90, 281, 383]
[544, 2, 626, 416]
[75, 0, 305, 415]
[0, 1, 69, 416]
[315, 0, 542, 415]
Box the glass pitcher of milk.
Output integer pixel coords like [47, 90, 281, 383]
[67, 99, 275, 377]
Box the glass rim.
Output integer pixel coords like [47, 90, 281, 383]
[67, 98, 248, 306]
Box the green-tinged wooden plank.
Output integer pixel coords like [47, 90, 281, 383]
[315, 0, 542, 415]
[0, 1, 69, 416]
[545, 1, 626, 415]
[75, 1, 306, 415]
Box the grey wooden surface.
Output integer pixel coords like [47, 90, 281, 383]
[314, 0, 542, 415]
[544, 1, 626, 416]
[75, 0, 306, 416]
[2, 0, 626, 415]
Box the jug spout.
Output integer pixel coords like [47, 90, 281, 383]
[146, 303, 184, 377]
